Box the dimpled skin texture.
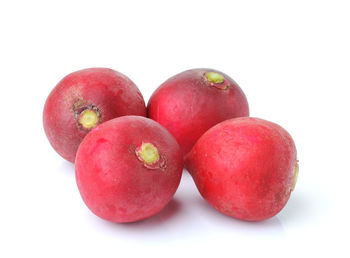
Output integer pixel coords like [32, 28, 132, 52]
[43, 68, 146, 163]
[147, 68, 249, 156]
[75, 116, 183, 223]
[185, 117, 297, 221]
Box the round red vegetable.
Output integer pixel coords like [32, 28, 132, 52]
[75, 116, 183, 223]
[147, 68, 249, 156]
[185, 117, 298, 221]
[43, 68, 146, 162]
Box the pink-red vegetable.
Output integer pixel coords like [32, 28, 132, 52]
[75, 116, 183, 223]
[185, 117, 298, 221]
[43, 68, 146, 162]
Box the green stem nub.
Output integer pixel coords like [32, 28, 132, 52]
[292, 162, 299, 191]
[205, 72, 225, 84]
[79, 109, 99, 129]
[136, 143, 160, 165]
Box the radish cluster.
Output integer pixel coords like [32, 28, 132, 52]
[43, 68, 298, 223]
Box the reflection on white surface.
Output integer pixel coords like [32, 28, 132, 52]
[82, 172, 287, 242]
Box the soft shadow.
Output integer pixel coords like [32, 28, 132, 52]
[278, 194, 306, 221]
[126, 198, 182, 227]
[278, 189, 325, 223]
[195, 196, 285, 235]
[59, 160, 75, 177]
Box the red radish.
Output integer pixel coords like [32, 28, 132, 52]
[185, 117, 298, 221]
[75, 116, 183, 223]
[43, 68, 146, 163]
[147, 68, 249, 156]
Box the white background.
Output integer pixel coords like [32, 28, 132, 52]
[1, 0, 349, 257]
